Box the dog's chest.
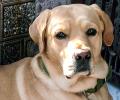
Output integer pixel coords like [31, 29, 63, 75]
[35, 91, 87, 100]
[30, 80, 87, 100]
[51, 91, 87, 100]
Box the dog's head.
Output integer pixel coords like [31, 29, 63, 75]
[29, 4, 114, 92]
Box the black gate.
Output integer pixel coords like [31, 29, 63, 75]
[0, 0, 35, 64]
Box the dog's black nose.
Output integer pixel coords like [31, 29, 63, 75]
[75, 51, 91, 61]
[75, 50, 91, 73]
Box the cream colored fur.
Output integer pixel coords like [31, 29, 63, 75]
[0, 4, 113, 100]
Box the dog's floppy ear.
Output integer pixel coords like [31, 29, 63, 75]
[90, 4, 114, 46]
[29, 9, 50, 53]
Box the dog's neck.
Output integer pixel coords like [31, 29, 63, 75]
[32, 54, 110, 95]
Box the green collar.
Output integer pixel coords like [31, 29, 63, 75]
[38, 57, 112, 94]
[85, 66, 112, 94]
[85, 79, 105, 93]
[38, 57, 50, 77]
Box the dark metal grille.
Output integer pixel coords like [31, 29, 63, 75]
[0, 0, 35, 64]
[2, 1, 35, 41]
[1, 39, 23, 64]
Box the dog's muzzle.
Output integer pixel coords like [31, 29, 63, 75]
[65, 50, 91, 79]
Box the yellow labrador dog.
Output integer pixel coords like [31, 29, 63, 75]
[0, 4, 114, 100]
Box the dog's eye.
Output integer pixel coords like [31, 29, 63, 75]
[55, 32, 67, 39]
[86, 28, 97, 36]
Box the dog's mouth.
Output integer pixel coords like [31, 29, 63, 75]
[64, 64, 91, 79]
[65, 68, 91, 79]
[65, 71, 91, 79]
[63, 58, 91, 79]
